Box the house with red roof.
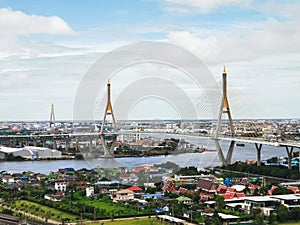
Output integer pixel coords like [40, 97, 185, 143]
[197, 179, 216, 193]
[162, 179, 177, 193]
[199, 193, 214, 202]
[217, 185, 227, 194]
[127, 185, 143, 193]
[268, 186, 278, 195]
[287, 185, 300, 194]
[219, 191, 246, 200]
[114, 189, 134, 202]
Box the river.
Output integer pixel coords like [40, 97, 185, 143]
[0, 138, 291, 174]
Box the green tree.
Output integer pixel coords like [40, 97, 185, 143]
[215, 195, 225, 210]
[253, 188, 259, 196]
[267, 213, 277, 225]
[258, 186, 268, 195]
[290, 207, 300, 220]
[252, 208, 265, 225]
[277, 205, 289, 222]
[254, 214, 265, 225]
[211, 211, 222, 225]
[272, 187, 293, 195]
[243, 186, 251, 195]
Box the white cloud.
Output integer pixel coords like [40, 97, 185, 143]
[0, 71, 29, 90]
[166, 11, 300, 118]
[0, 8, 73, 35]
[165, 0, 246, 13]
[0, 8, 74, 55]
[164, 7, 192, 14]
[167, 16, 300, 64]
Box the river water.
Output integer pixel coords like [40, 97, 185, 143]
[0, 137, 291, 174]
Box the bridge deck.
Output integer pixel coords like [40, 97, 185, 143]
[217, 137, 300, 148]
[0, 132, 299, 149]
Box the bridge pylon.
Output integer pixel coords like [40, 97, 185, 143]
[214, 67, 235, 166]
[50, 104, 56, 132]
[100, 80, 118, 157]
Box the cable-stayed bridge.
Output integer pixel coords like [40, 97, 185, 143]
[0, 69, 299, 168]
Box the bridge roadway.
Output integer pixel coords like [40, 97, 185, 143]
[1, 131, 299, 149]
[217, 136, 300, 148]
[215, 136, 300, 169]
[1, 131, 300, 168]
[0, 213, 53, 225]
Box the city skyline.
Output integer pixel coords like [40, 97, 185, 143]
[0, 0, 299, 120]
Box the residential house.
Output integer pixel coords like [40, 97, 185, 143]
[86, 186, 94, 197]
[197, 178, 216, 193]
[2, 175, 14, 183]
[55, 182, 67, 192]
[176, 196, 192, 204]
[271, 194, 300, 209]
[44, 192, 65, 202]
[114, 189, 134, 201]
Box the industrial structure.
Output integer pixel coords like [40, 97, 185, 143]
[0, 146, 62, 160]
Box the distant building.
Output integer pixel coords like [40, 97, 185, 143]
[0, 146, 62, 159]
[2, 175, 14, 183]
[86, 186, 94, 197]
[44, 193, 65, 202]
[55, 182, 67, 192]
[114, 189, 134, 201]
[224, 194, 300, 217]
[176, 196, 192, 204]
[197, 178, 216, 193]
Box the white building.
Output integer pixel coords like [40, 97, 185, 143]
[2, 175, 14, 183]
[0, 146, 62, 159]
[114, 189, 134, 201]
[86, 186, 94, 197]
[225, 194, 300, 217]
[55, 182, 67, 192]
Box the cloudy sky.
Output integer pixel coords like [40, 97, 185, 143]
[0, 0, 299, 120]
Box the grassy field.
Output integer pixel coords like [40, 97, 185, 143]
[86, 217, 164, 225]
[15, 200, 78, 222]
[279, 222, 300, 225]
[77, 199, 149, 217]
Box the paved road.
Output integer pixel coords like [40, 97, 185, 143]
[0, 205, 57, 224]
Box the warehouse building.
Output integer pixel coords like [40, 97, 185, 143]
[0, 146, 62, 159]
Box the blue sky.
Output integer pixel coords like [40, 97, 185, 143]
[0, 0, 299, 120]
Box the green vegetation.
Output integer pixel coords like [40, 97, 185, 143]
[6, 153, 25, 161]
[14, 200, 77, 222]
[279, 222, 300, 225]
[74, 196, 148, 218]
[218, 163, 300, 180]
[18, 190, 154, 220]
[86, 217, 164, 225]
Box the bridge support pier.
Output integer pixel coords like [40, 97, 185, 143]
[255, 143, 262, 166]
[285, 146, 294, 169]
[100, 134, 116, 158]
[89, 138, 93, 152]
[226, 140, 235, 164]
[214, 139, 235, 166]
[75, 138, 79, 152]
[11, 138, 17, 147]
[42, 139, 46, 147]
[33, 138, 37, 147]
[53, 139, 57, 150]
[65, 138, 69, 151]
